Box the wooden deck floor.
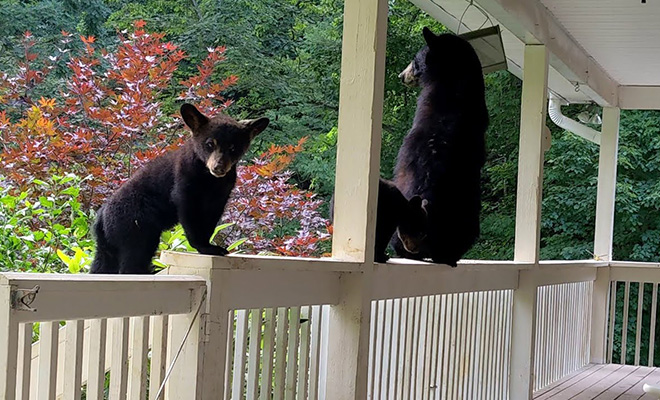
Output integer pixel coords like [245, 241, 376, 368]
[534, 364, 660, 400]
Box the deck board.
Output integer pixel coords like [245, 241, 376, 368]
[533, 364, 660, 400]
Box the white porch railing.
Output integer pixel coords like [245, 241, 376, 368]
[0, 273, 206, 400]
[5, 256, 660, 399]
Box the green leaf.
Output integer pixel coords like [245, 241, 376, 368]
[227, 238, 247, 252]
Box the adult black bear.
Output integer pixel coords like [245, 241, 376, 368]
[391, 27, 489, 267]
[90, 104, 269, 274]
[329, 178, 427, 263]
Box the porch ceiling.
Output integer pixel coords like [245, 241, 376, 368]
[410, 0, 660, 110]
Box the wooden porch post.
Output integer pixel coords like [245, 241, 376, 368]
[510, 44, 549, 399]
[590, 107, 620, 363]
[326, 0, 387, 397]
[164, 263, 228, 400]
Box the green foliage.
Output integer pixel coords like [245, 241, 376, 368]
[0, 174, 94, 273]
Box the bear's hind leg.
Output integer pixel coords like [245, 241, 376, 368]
[117, 237, 160, 274]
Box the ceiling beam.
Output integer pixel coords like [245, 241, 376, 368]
[471, 0, 619, 106]
[618, 86, 660, 110]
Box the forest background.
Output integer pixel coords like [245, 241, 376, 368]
[1, 0, 660, 363]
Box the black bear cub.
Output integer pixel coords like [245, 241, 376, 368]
[329, 178, 427, 263]
[90, 104, 269, 274]
[391, 27, 489, 267]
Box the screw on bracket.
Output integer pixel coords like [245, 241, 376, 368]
[11, 285, 40, 312]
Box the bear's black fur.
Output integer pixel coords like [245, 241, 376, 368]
[90, 104, 269, 274]
[391, 27, 489, 267]
[329, 178, 427, 263]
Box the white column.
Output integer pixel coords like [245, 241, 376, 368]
[514, 45, 549, 264]
[590, 107, 620, 363]
[330, 0, 386, 264]
[326, 0, 388, 397]
[510, 44, 548, 399]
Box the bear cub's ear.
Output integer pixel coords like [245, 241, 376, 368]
[180, 103, 209, 133]
[422, 26, 438, 48]
[240, 117, 270, 139]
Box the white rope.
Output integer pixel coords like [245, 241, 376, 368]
[154, 287, 208, 400]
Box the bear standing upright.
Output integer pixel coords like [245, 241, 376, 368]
[90, 104, 269, 274]
[391, 27, 489, 267]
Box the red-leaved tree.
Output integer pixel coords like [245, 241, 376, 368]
[220, 138, 331, 257]
[0, 22, 236, 207]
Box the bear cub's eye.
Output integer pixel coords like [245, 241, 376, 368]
[205, 140, 214, 151]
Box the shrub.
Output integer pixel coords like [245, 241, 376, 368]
[0, 174, 94, 273]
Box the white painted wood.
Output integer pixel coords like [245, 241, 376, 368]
[86, 319, 107, 400]
[317, 306, 330, 400]
[510, 270, 538, 399]
[149, 315, 168, 400]
[367, 301, 376, 400]
[224, 313, 234, 400]
[37, 321, 59, 400]
[63, 320, 83, 400]
[285, 307, 301, 400]
[622, 282, 631, 365]
[110, 317, 129, 400]
[127, 316, 149, 400]
[382, 300, 393, 399]
[371, 301, 384, 400]
[16, 323, 32, 400]
[163, 263, 228, 400]
[261, 309, 276, 400]
[650, 284, 658, 367]
[318, 8, 389, 399]
[608, 281, 617, 364]
[611, 268, 660, 284]
[204, 270, 341, 310]
[0, 274, 206, 324]
[274, 308, 289, 400]
[372, 264, 519, 299]
[619, 86, 660, 110]
[308, 306, 322, 400]
[636, 283, 644, 366]
[161, 251, 362, 272]
[514, 44, 549, 263]
[0, 283, 19, 400]
[594, 107, 620, 261]
[247, 309, 262, 400]
[591, 106, 619, 365]
[231, 310, 248, 400]
[298, 306, 311, 400]
[324, 270, 375, 400]
[472, 0, 619, 106]
[330, 0, 387, 263]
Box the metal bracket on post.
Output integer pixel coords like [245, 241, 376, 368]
[11, 285, 40, 312]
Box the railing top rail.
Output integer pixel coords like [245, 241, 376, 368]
[610, 261, 660, 269]
[0, 272, 206, 323]
[0, 272, 206, 284]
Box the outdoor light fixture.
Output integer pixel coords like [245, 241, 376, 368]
[459, 25, 507, 74]
[577, 106, 602, 126]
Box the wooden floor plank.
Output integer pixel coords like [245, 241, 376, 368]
[533, 365, 660, 400]
[635, 368, 660, 400]
[595, 366, 655, 400]
[534, 364, 599, 398]
[616, 366, 660, 400]
[571, 365, 639, 400]
[540, 364, 622, 399]
[535, 364, 617, 400]
[593, 366, 655, 400]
